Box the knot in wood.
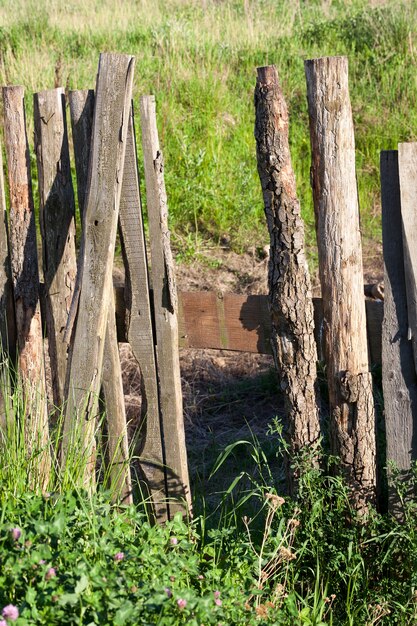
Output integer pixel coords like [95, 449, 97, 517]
[339, 371, 359, 403]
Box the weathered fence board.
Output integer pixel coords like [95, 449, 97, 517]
[118, 106, 167, 519]
[63, 54, 135, 487]
[398, 142, 417, 378]
[305, 56, 376, 508]
[381, 150, 417, 497]
[254, 64, 320, 483]
[2, 85, 50, 487]
[140, 95, 191, 516]
[68, 90, 94, 221]
[69, 89, 133, 504]
[112, 286, 384, 363]
[34, 88, 77, 408]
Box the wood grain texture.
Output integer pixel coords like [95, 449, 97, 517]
[63, 54, 135, 487]
[381, 150, 417, 505]
[118, 106, 167, 519]
[0, 138, 15, 429]
[398, 142, 417, 376]
[68, 90, 94, 221]
[101, 286, 133, 503]
[140, 95, 191, 517]
[254, 65, 320, 484]
[305, 56, 376, 508]
[34, 88, 77, 408]
[69, 89, 133, 505]
[3, 85, 50, 487]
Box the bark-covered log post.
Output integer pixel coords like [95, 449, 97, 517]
[63, 54, 135, 488]
[2, 86, 51, 488]
[305, 56, 376, 509]
[0, 139, 15, 429]
[34, 88, 77, 409]
[254, 65, 321, 487]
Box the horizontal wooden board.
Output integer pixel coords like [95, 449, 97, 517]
[41, 284, 383, 366]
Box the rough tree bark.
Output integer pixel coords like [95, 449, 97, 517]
[254, 65, 321, 486]
[305, 56, 376, 509]
[2, 86, 51, 488]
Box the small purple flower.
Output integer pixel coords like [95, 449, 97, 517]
[10, 528, 21, 541]
[2, 604, 19, 621]
[45, 567, 56, 580]
[215, 598, 222, 606]
[177, 598, 187, 609]
[39, 560, 46, 565]
[164, 587, 172, 598]
[170, 536, 178, 546]
[114, 552, 124, 562]
[214, 590, 221, 599]
[0, 619, 7, 626]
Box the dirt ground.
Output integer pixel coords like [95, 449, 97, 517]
[120, 239, 384, 495]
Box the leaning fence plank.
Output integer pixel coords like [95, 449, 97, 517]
[118, 106, 167, 519]
[34, 88, 77, 409]
[69, 88, 133, 505]
[254, 65, 320, 487]
[63, 53, 135, 487]
[305, 56, 376, 509]
[381, 150, 417, 507]
[2, 86, 50, 488]
[140, 95, 191, 516]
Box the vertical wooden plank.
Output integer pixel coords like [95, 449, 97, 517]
[305, 56, 376, 509]
[140, 95, 191, 516]
[398, 143, 417, 375]
[2, 86, 51, 488]
[63, 53, 135, 487]
[33, 88, 77, 409]
[254, 65, 320, 489]
[68, 90, 94, 221]
[69, 88, 133, 504]
[118, 106, 167, 519]
[381, 150, 417, 505]
[101, 286, 133, 503]
[0, 140, 15, 428]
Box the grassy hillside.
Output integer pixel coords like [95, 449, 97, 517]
[0, 0, 416, 256]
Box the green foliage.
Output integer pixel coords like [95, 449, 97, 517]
[1, 0, 416, 256]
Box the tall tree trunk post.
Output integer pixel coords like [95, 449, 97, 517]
[305, 56, 376, 509]
[254, 65, 321, 488]
[3, 86, 51, 489]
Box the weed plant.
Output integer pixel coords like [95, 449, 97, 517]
[0, 0, 415, 259]
[1, 370, 417, 625]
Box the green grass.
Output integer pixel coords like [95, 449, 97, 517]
[1, 0, 416, 256]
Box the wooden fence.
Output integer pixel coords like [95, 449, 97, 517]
[0, 51, 415, 516]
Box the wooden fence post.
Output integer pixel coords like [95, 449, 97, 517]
[254, 65, 321, 487]
[305, 56, 376, 509]
[68, 90, 94, 222]
[140, 95, 191, 516]
[398, 143, 417, 377]
[118, 106, 168, 519]
[2, 86, 51, 488]
[69, 88, 133, 504]
[0, 140, 15, 428]
[63, 54, 135, 487]
[381, 150, 417, 508]
[34, 88, 77, 409]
